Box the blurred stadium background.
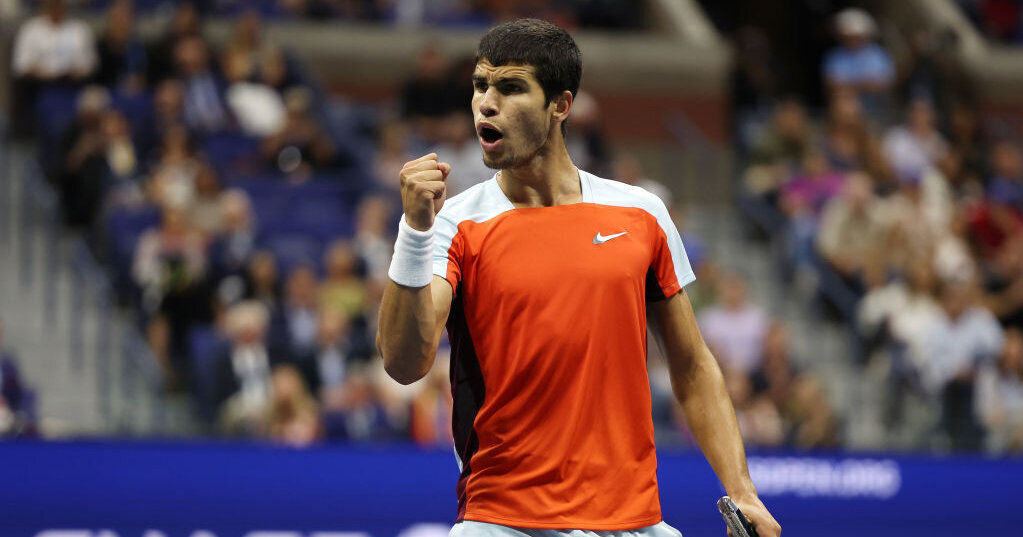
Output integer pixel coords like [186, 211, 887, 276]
[1, 0, 1023, 536]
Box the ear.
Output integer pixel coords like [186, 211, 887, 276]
[551, 90, 573, 125]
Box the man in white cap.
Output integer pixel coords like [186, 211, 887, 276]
[824, 7, 894, 114]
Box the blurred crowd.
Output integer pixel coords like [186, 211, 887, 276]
[734, 6, 1023, 453]
[956, 0, 1023, 43]
[1, 0, 646, 29]
[5, 0, 664, 448]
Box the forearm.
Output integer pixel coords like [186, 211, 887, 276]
[377, 280, 438, 384]
[673, 346, 757, 500]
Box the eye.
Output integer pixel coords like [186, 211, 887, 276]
[473, 80, 487, 92]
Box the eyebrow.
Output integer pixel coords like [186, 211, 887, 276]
[472, 75, 528, 85]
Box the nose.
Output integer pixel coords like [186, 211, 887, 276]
[479, 88, 498, 117]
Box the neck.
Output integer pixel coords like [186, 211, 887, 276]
[498, 137, 579, 208]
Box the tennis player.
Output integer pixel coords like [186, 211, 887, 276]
[378, 18, 781, 537]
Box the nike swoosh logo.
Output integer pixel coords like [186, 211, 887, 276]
[593, 231, 628, 244]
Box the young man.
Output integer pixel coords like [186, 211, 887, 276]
[378, 19, 781, 537]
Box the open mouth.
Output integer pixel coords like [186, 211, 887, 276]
[479, 125, 503, 144]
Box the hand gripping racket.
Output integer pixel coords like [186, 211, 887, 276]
[717, 496, 759, 537]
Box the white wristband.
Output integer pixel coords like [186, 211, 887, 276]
[388, 216, 435, 288]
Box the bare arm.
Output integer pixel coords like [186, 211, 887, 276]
[377, 276, 452, 384]
[376, 153, 453, 385]
[651, 290, 781, 537]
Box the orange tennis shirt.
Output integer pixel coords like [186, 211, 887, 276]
[432, 170, 696, 530]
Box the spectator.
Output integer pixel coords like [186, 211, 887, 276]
[56, 86, 113, 227]
[372, 120, 413, 195]
[787, 375, 841, 449]
[564, 90, 611, 177]
[296, 307, 353, 399]
[244, 251, 282, 313]
[257, 47, 303, 95]
[276, 264, 321, 358]
[208, 189, 258, 284]
[320, 240, 367, 320]
[883, 98, 949, 180]
[409, 353, 453, 447]
[400, 44, 461, 143]
[614, 154, 673, 206]
[174, 35, 232, 133]
[146, 125, 203, 209]
[698, 271, 770, 375]
[323, 367, 397, 442]
[987, 141, 1023, 213]
[724, 368, 784, 448]
[823, 8, 894, 115]
[147, 1, 202, 86]
[923, 279, 1004, 450]
[746, 98, 811, 189]
[430, 112, 490, 196]
[134, 207, 210, 382]
[224, 48, 286, 137]
[94, 0, 147, 95]
[137, 80, 188, 160]
[188, 165, 225, 235]
[822, 88, 892, 187]
[816, 172, 888, 288]
[752, 323, 801, 412]
[353, 196, 395, 286]
[12, 0, 96, 82]
[780, 150, 845, 278]
[976, 328, 1023, 453]
[260, 87, 336, 175]
[216, 301, 280, 434]
[221, 10, 269, 83]
[264, 364, 322, 447]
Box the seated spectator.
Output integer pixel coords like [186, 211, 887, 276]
[322, 367, 398, 442]
[224, 48, 286, 137]
[174, 35, 233, 133]
[752, 323, 801, 412]
[217, 301, 282, 435]
[977, 328, 1023, 453]
[882, 97, 949, 180]
[698, 271, 769, 375]
[146, 125, 204, 209]
[725, 368, 784, 449]
[780, 151, 845, 278]
[94, 0, 147, 95]
[816, 173, 889, 288]
[243, 251, 282, 313]
[261, 87, 337, 176]
[923, 280, 1004, 450]
[409, 353, 453, 447]
[372, 120, 413, 195]
[614, 154, 673, 206]
[11, 0, 96, 137]
[353, 195, 394, 287]
[208, 189, 258, 283]
[564, 90, 611, 178]
[787, 375, 841, 450]
[133, 207, 210, 385]
[275, 264, 321, 358]
[823, 89, 892, 187]
[744, 98, 811, 200]
[220, 10, 268, 84]
[400, 45, 461, 143]
[430, 112, 491, 196]
[56, 86, 112, 227]
[147, 1, 201, 86]
[987, 141, 1023, 213]
[823, 8, 894, 116]
[320, 240, 367, 320]
[188, 166, 225, 235]
[264, 364, 322, 447]
[137, 80, 188, 161]
[0, 319, 33, 437]
[296, 308, 353, 399]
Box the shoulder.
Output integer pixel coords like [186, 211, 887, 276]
[583, 170, 671, 218]
[437, 174, 507, 226]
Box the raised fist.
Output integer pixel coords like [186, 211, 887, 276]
[399, 153, 451, 231]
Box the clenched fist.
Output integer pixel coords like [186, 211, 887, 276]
[400, 153, 451, 231]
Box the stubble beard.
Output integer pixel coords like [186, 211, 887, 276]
[482, 118, 552, 171]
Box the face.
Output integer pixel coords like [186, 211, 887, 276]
[472, 60, 558, 170]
